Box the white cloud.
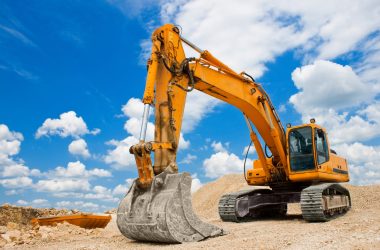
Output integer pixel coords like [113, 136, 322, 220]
[203, 141, 252, 178]
[334, 143, 380, 185]
[0, 124, 41, 188]
[35, 111, 100, 139]
[104, 136, 138, 169]
[159, 0, 380, 78]
[182, 91, 221, 133]
[52, 161, 111, 178]
[121, 98, 147, 120]
[278, 104, 287, 113]
[191, 174, 202, 193]
[0, 124, 23, 160]
[178, 154, 197, 164]
[203, 151, 249, 178]
[35, 179, 90, 192]
[68, 139, 90, 158]
[211, 141, 228, 153]
[1, 164, 29, 177]
[16, 200, 27, 205]
[358, 101, 380, 123]
[56, 201, 99, 211]
[83, 185, 118, 202]
[113, 178, 135, 196]
[31, 199, 49, 206]
[290, 60, 375, 114]
[33, 161, 110, 196]
[243, 145, 256, 156]
[0, 177, 33, 189]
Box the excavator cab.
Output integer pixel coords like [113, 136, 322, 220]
[287, 123, 349, 183]
[288, 126, 315, 172]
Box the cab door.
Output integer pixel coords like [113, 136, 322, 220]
[314, 128, 330, 170]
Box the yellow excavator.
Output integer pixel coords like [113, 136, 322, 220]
[117, 24, 351, 243]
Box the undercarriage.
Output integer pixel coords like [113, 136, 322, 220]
[219, 183, 351, 222]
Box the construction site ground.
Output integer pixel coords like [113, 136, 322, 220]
[1, 174, 379, 250]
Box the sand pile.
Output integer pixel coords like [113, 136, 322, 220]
[192, 174, 265, 219]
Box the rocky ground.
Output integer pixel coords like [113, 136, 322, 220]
[1, 174, 380, 249]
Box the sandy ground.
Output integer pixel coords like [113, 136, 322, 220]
[3, 174, 380, 250]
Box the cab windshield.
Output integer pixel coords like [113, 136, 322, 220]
[289, 126, 315, 171]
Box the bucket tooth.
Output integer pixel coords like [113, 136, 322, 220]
[117, 171, 225, 243]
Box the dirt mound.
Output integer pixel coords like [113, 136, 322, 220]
[0, 204, 72, 227]
[192, 174, 256, 219]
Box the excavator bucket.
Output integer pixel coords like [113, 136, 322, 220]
[117, 171, 225, 243]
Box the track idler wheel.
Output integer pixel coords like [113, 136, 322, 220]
[117, 170, 225, 243]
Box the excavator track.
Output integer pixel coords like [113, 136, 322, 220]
[301, 183, 351, 222]
[219, 189, 290, 222]
[218, 190, 255, 222]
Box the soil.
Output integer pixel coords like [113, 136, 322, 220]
[2, 174, 380, 249]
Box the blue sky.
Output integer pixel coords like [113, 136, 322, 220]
[1, 0, 379, 212]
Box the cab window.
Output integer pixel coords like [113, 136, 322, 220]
[315, 128, 329, 164]
[289, 126, 315, 171]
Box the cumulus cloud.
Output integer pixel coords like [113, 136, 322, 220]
[0, 177, 33, 189]
[178, 154, 197, 164]
[83, 185, 119, 202]
[113, 178, 135, 196]
[211, 141, 228, 153]
[0, 124, 40, 188]
[191, 173, 202, 193]
[68, 139, 91, 158]
[243, 145, 256, 156]
[159, 0, 380, 77]
[16, 200, 28, 205]
[35, 111, 100, 139]
[334, 143, 380, 185]
[52, 161, 112, 178]
[104, 136, 138, 169]
[290, 60, 375, 114]
[1, 164, 29, 178]
[56, 200, 100, 211]
[0, 124, 23, 160]
[182, 91, 221, 133]
[35, 179, 90, 192]
[29, 161, 111, 200]
[203, 141, 252, 178]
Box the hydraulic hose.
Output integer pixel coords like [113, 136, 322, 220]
[243, 140, 253, 182]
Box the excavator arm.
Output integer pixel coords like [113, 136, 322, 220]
[117, 24, 289, 243]
[130, 24, 288, 188]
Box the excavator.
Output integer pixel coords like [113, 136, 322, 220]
[117, 24, 351, 243]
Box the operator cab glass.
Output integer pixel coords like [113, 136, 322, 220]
[289, 126, 315, 171]
[315, 128, 329, 164]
